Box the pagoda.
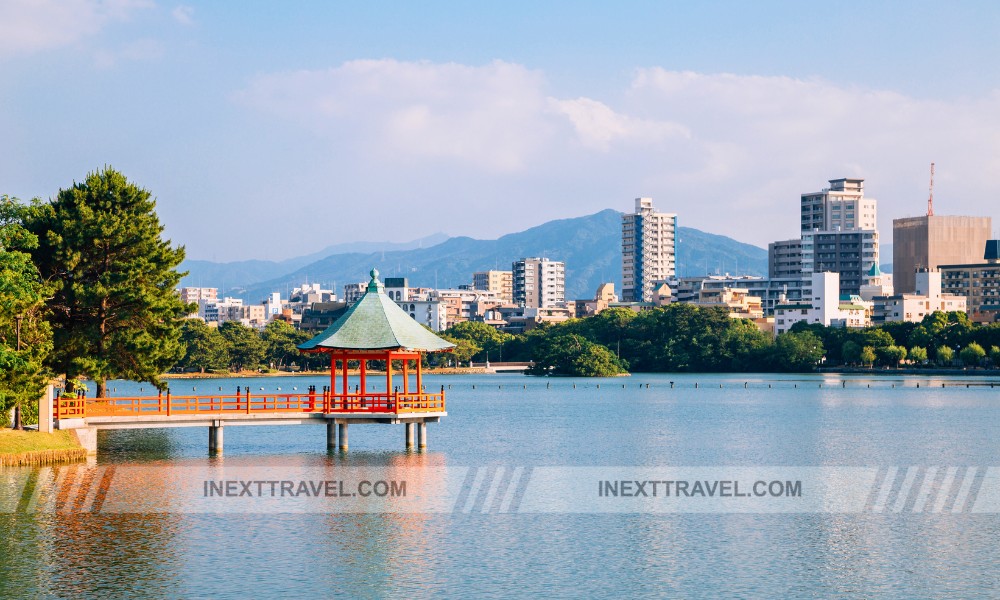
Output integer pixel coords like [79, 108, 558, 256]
[298, 268, 454, 450]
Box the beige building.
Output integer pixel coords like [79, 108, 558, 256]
[892, 215, 992, 294]
[622, 197, 677, 302]
[180, 287, 218, 304]
[873, 270, 967, 324]
[574, 282, 619, 318]
[696, 287, 764, 320]
[472, 270, 513, 303]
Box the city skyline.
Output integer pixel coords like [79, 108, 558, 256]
[3, 1, 1000, 262]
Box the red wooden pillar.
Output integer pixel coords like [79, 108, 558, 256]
[402, 356, 409, 394]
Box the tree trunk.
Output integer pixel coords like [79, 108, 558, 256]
[96, 380, 107, 398]
[11, 404, 22, 430]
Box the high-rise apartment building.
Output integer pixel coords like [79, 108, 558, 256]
[892, 215, 993, 294]
[512, 257, 565, 308]
[800, 178, 877, 233]
[800, 230, 880, 297]
[787, 177, 880, 297]
[472, 270, 513, 303]
[622, 197, 677, 302]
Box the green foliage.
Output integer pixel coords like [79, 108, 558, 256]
[767, 331, 825, 372]
[0, 196, 53, 426]
[960, 342, 987, 367]
[177, 320, 229, 373]
[841, 341, 862, 365]
[990, 346, 1000, 368]
[526, 333, 627, 377]
[935, 345, 954, 366]
[21, 169, 189, 396]
[442, 321, 513, 362]
[261, 320, 312, 369]
[218, 321, 266, 371]
[876, 345, 907, 367]
[908, 346, 928, 365]
[860, 346, 876, 367]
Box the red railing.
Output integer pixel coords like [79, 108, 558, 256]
[54, 390, 446, 419]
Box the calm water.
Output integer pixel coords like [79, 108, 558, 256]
[3, 373, 1000, 598]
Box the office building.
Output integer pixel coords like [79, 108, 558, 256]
[893, 215, 992, 294]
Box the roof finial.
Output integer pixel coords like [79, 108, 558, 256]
[367, 268, 383, 292]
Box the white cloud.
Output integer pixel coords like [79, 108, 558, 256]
[237, 59, 557, 172]
[232, 60, 1000, 251]
[171, 4, 194, 25]
[0, 0, 152, 59]
[548, 97, 688, 150]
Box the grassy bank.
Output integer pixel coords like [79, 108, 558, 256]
[0, 430, 86, 467]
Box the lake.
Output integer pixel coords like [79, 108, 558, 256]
[3, 372, 1000, 598]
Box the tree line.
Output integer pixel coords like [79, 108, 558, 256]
[439, 306, 1000, 377]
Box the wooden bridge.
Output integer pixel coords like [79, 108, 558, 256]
[52, 387, 446, 455]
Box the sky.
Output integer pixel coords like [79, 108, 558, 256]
[2, 0, 1000, 263]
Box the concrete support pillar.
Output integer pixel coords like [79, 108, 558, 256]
[72, 427, 98, 455]
[417, 421, 427, 450]
[405, 422, 415, 450]
[327, 420, 337, 450]
[39, 385, 54, 434]
[338, 422, 348, 451]
[209, 423, 224, 455]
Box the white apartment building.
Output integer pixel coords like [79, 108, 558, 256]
[622, 197, 677, 302]
[773, 272, 872, 336]
[873, 271, 967, 324]
[512, 257, 565, 308]
[397, 299, 448, 332]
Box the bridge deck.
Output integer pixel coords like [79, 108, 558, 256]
[55, 390, 446, 430]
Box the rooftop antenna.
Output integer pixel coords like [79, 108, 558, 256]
[927, 162, 935, 217]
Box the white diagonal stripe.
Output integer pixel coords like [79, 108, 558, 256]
[480, 467, 505, 513]
[952, 467, 978, 513]
[933, 467, 958, 513]
[891, 467, 918, 512]
[462, 468, 488, 513]
[912, 466, 938, 513]
[872, 467, 897, 513]
[499, 467, 525, 513]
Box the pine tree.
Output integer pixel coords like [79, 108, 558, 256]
[23, 168, 190, 397]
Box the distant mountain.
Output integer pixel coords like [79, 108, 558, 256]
[210, 209, 768, 303]
[180, 233, 449, 290]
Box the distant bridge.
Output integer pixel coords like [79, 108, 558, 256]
[471, 361, 533, 372]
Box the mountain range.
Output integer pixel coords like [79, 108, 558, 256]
[180, 209, 769, 302]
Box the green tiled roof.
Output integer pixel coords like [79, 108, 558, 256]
[298, 269, 455, 353]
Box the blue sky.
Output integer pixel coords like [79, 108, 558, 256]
[2, 1, 999, 262]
